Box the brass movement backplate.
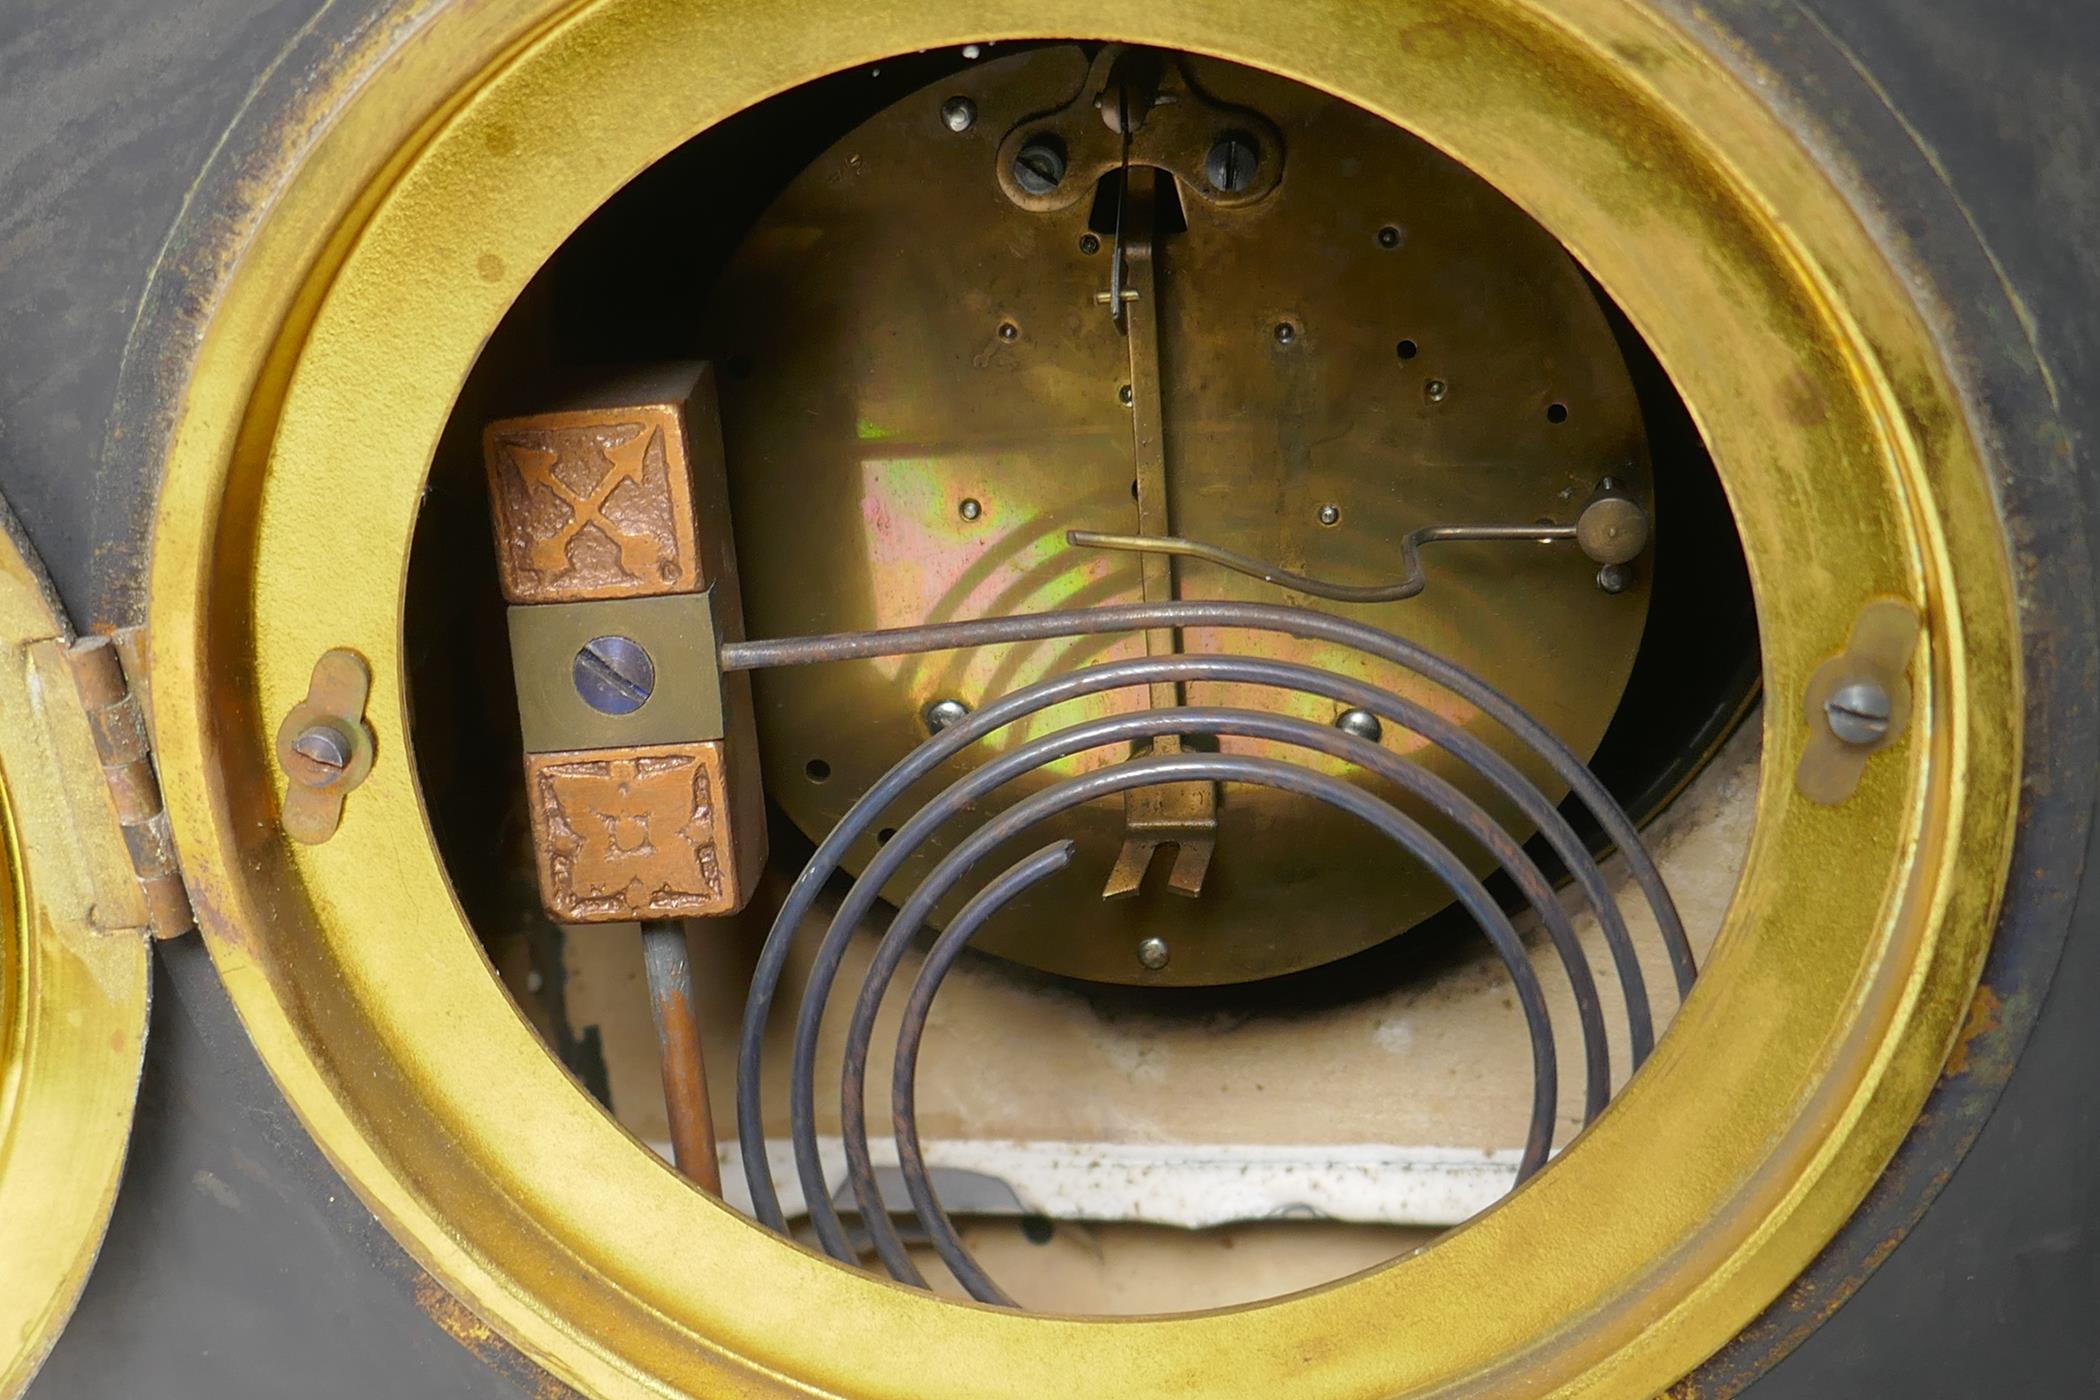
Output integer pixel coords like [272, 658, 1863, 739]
[703, 45, 1656, 984]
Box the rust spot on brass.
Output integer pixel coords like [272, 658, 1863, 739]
[1944, 983, 2005, 1078]
[410, 1275, 585, 1400]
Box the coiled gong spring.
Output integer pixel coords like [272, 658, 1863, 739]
[725, 598, 1693, 1307]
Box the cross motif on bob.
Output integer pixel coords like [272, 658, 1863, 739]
[526, 744, 739, 921]
[482, 403, 703, 604]
[508, 428, 661, 582]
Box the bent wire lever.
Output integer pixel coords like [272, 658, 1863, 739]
[1067, 491, 1648, 606]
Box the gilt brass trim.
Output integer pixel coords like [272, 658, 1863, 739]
[0, 516, 150, 1400]
[148, 2, 2021, 1397]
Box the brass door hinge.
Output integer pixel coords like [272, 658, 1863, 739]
[44, 628, 194, 939]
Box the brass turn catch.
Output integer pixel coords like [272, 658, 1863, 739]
[274, 648, 377, 844]
[1795, 597, 1920, 805]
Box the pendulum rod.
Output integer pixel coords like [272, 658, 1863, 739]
[1101, 143, 1218, 899]
[641, 918, 723, 1193]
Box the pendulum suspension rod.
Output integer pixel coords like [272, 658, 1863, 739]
[640, 919, 722, 1194]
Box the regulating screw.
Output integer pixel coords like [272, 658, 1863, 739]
[573, 635, 656, 716]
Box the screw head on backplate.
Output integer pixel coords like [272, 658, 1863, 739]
[1013, 139, 1066, 195]
[1334, 709, 1384, 743]
[1205, 133, 1259, 194]
[924, 697, 972, 733]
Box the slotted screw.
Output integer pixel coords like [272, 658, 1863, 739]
[292, 725, 349, 770]
[1205, 134, 1260, 194]
[573, 635, 656, 716]
[1013, 140, 1066, 195]
[286, 724, 352, 788]
[1825, 681, 1893, 746]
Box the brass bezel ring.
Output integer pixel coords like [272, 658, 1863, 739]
[0, 529, 150, 1400]
[147, 1, 2022, 1396]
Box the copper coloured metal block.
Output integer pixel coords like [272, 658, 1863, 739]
[482, 363, 739, 605]
[488, 363, 766, 926]
[523, 741, 754, 923]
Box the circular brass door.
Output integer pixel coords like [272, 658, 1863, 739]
[0, 516, 149, 1400]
